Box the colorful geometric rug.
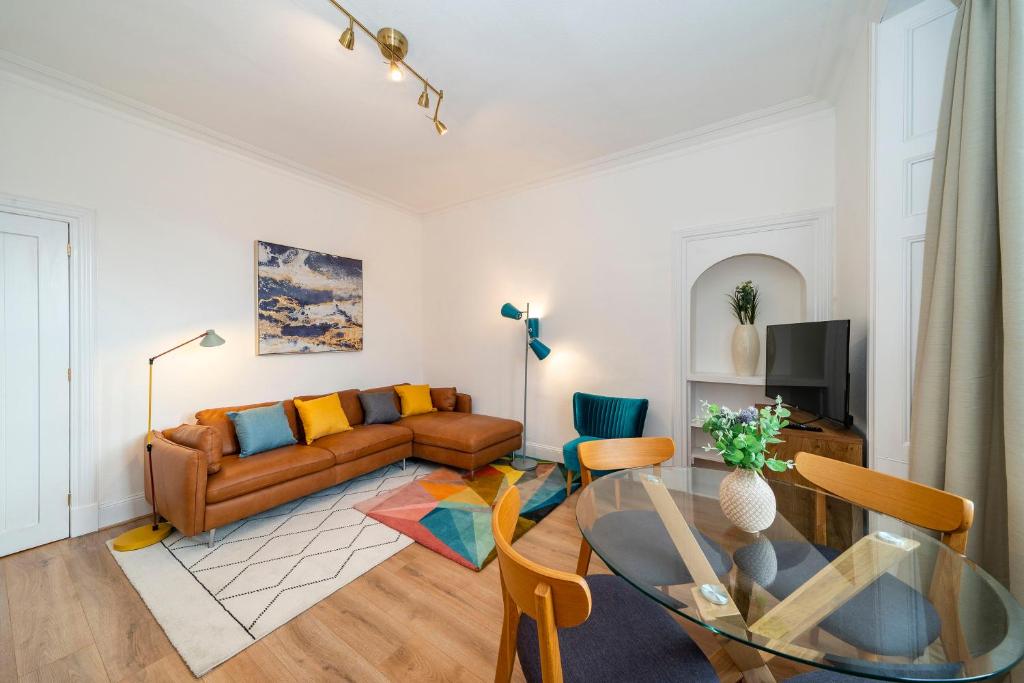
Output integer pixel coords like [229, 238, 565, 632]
[354, 457, 572, 570]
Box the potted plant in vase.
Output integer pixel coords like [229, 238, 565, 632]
[700, 397, 792, 533]
[728, 280, 759, 375]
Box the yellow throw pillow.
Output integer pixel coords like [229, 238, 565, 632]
[395, 384, 436, 417]
[294, 393, 352, 444]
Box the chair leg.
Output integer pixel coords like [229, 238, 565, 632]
[576, 537, 593, 576]
[565, 471, 573, 499]
[495, 583, 520, 683]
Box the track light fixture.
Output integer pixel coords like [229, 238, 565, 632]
[432, 90, 447, 136]
[326, 1, 447, 136]
[338, 17, 354, 50]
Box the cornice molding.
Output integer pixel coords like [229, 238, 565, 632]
[423, 96, 833, 216]
[1, 49, 834, 219]
[0, 50, 418, 217]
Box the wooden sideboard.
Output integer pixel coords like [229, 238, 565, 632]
[763, 407, 864, 547]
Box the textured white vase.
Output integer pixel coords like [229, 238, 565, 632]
[719, 468, 777, 533]
[731, 324, 759, 376]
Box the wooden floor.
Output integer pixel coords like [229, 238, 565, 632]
[0, 486, 808, 682]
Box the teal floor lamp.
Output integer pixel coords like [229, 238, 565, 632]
[500, 303, 551, 471]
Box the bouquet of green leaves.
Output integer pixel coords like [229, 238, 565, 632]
[700, 396, 793, 472]
[728, 280, 759, 325]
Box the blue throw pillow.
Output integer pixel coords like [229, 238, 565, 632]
[227, 402, 297, 457]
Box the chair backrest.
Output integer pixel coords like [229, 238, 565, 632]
[493, 486, 591, 682]
[572, 392, 649, 439]
[577, 437, 674, 486]
[794, 451, 974, 553]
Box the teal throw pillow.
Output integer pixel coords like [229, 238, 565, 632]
[227, 402, 297, 457]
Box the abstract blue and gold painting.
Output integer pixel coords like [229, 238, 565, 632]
[256, 241, 363, 354]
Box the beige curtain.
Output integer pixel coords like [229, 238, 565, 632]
[909, 0, 1022, 607]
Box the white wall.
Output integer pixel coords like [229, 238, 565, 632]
[421, 111, 836, 459]
[831, 22, 873, 436]
[0, 76, 424, 525]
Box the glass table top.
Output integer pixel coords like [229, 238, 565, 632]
[575, 466, 1024, 682]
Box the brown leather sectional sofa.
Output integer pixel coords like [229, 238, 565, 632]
[145, 384, 522, 539]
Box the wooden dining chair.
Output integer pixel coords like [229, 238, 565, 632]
[794, 451, 974, 553]
[492, 485, 719, 683]
[575, 436, 677, 576]
[735, 452, 976, 664]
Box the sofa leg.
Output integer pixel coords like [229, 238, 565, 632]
[208, 528, 216, 549]
[402, 458, 407, 471]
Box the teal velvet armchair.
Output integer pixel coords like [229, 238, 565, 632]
[563, 392, 649, 496]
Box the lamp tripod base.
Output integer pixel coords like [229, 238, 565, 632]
[112, 522, 173, 552]
[510, 453, 538, 471]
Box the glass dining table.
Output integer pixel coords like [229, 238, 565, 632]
[575, 466, 1024, 682]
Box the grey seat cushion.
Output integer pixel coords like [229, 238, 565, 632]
[735, 541, 941, 657]
[588, 510, 733, 588]
[516, 575, 719, 682]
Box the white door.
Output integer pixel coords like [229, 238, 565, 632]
[872, 0, 956, 477]
[0, 211, 71, 556]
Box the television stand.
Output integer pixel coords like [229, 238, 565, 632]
[755, 405, 865, 547]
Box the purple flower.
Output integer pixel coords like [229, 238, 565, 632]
[737, 407, 758, 425]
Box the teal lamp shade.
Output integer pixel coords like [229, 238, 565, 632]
[527, 317, 540, 338]
[200, 329, 226, 347]
[500, 303, 523, 320]
[529, 338, 551, 360]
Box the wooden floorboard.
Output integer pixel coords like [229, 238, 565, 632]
[0, 475, 812, 682]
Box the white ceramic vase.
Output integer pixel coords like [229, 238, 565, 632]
[731, 323, 759, 376]
[719, 468, 777, 533]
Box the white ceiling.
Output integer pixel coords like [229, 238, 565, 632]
[0, 1, 868, 213]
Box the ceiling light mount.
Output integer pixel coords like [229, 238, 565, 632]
[375, 28, 408, 62]
[325, 1, 447, 136]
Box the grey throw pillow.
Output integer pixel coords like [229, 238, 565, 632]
[359, 391, 401, 424]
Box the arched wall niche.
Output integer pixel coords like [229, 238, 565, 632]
[690, 254, 806, 376]
[672, 209, 834, 465]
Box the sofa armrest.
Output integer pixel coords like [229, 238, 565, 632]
[162, 423, 223, 473]
[455, 393, 472, 413]
[145, 430, 208, 536]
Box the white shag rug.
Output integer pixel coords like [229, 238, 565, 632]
[109, 459, 437, 677]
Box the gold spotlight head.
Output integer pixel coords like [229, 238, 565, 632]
[338, 19, 355, 50]
[388, 61, 404, 82]
[417, 88, 430, 108]
[434, 118, 448, 136]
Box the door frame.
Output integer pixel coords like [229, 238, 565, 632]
[0, 193, 97, 537]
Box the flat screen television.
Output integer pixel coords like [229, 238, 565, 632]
[765, 320, 851, 426]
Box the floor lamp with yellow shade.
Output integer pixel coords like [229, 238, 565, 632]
[113, 329, 225, 552]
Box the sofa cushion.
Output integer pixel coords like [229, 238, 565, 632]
[397, 412, 522, 453]
[359, 391, 402, 425]
[294, 390, 363, 439]
[197, 400, 299, 456]
[163, 423, 223, 474]
[294, 393, 352, 444]
[430, 387, 457, 411]
[206, 444, 334, 504]
[339, 389, 364, 426]
[361, 384, 407, 413]
[313, 424, 413, 464]
[228, 402, 299, 457]
[395, 384, 436, 417]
